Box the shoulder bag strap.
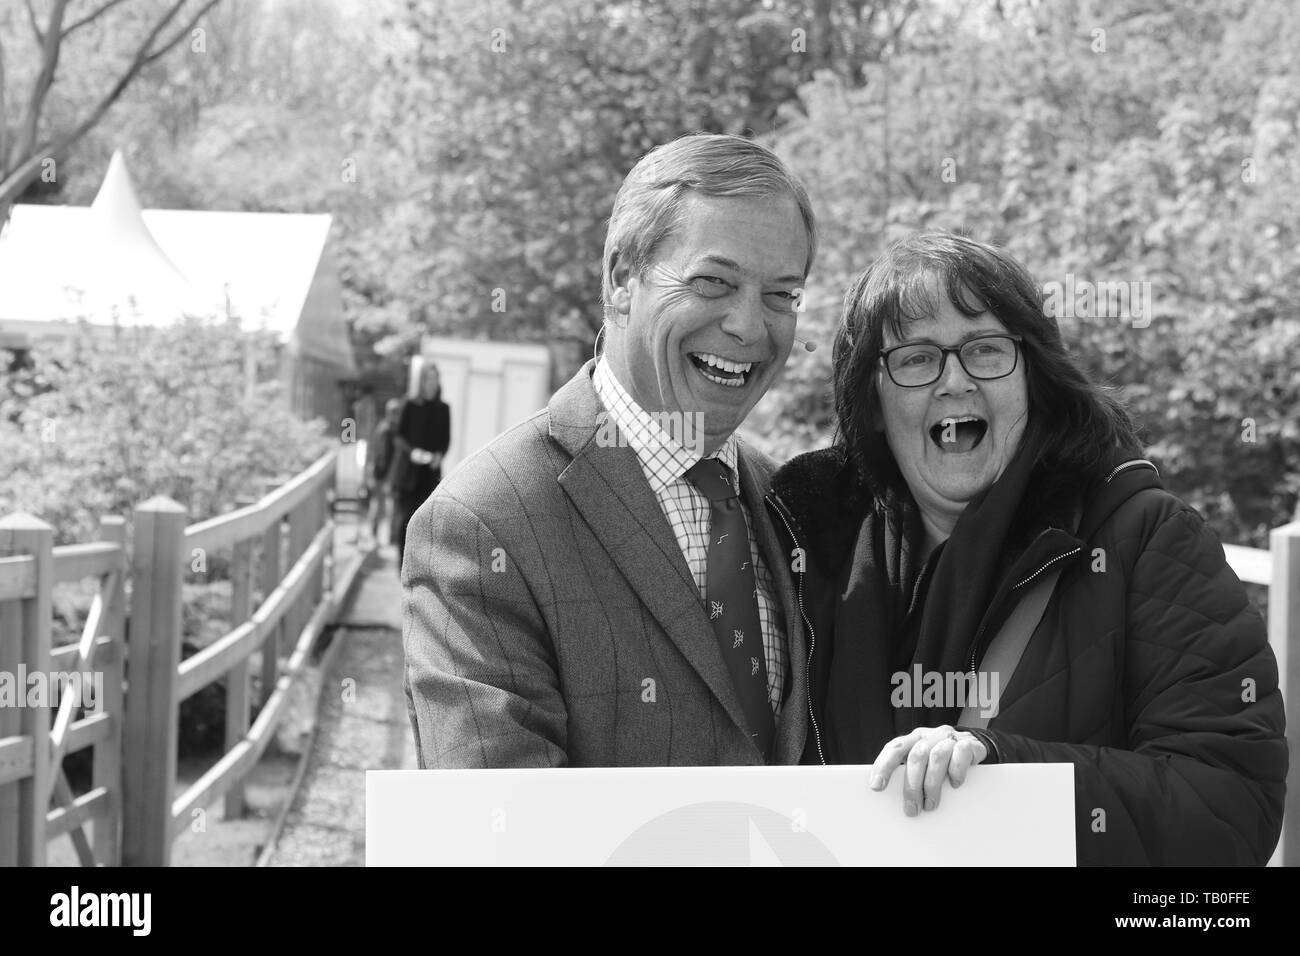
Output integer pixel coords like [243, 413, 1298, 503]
[958, 564, 1063, 729]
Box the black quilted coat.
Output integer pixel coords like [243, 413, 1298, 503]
[768, 447, 1287, 866]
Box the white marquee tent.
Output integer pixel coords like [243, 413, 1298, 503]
[0, 150, 357, 423]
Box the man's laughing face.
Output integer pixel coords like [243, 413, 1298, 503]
[605, 192, 810, 455]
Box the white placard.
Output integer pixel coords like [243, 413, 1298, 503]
[366, 764, 1075, 866]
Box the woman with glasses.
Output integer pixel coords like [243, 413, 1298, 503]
[768, 232, 1286, 864]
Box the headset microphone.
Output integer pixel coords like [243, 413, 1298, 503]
[793, 339, 817, 353]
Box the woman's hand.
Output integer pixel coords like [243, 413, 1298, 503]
[869, 725, 988, 816]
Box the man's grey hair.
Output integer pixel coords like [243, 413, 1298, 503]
[600, 133, 818, 318]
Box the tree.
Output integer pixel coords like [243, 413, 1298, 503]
[755, 0, 1300, 545]
[350, 0, 917, 374]
[0, 0, 224, 225]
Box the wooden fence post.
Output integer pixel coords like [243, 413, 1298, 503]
[94, 515, 127, 866]
[327, 479, 337, 598]
[123, 497, 186, 867]
[0, 547, 19, 868]
[259, 517, 282, 708]
[0, 514, 54, 866]
[287, 498, 313, 645]
[317, 478, 330, 604]
[0, 528, 24, 868]
[1269, 521, 1300, 867]
[224, 498, 255, 819]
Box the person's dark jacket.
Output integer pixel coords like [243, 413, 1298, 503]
[766, 445, 1287, 866]
[392, 395, 451, 504]
[370, 418, 397, 488]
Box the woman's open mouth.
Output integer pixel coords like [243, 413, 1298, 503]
[689, 352, 754, 389]
[929, 415, 988, 453]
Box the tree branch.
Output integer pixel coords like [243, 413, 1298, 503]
[61, 0, 134, 39]
[23, 0, 45, 46]
[13, 0, 70, 172]
[123, 0, 195, 67]
[0, 0, 225, 211]
[141, 0, 225, 66]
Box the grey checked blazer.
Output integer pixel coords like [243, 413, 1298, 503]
[402, 361, 808, 767]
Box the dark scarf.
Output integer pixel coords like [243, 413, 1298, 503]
[774, 438, 1104, 761]
[889, 439, 1040, 730]
[802, 439, 1043, 758]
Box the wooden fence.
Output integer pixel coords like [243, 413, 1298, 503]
[0, 447, 369, 866]
[1, 453, 1297, 864]
[1224, 523, 1300, 867]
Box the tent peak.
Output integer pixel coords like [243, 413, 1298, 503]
[91, 149, 146, 222]
[80, 148, 209, 318]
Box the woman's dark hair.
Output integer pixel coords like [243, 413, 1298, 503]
[832, 231, 1142, 494]
[421, 361, 442, 402]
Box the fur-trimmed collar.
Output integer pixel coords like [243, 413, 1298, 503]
[769, 446, 871, 572]
[770, 444, 1096, 572]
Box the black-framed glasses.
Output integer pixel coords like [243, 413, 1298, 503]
[879, 333, 1023, 388]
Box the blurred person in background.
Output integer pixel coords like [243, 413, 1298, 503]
[366, 397, 403, 547]
[393, 363, 451, 569]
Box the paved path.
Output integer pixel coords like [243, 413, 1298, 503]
[264, 546, 414, 866]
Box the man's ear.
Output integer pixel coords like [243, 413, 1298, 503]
[608, 251, 632, 315]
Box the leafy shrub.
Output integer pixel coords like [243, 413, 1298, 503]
[1, 317, 333, 543]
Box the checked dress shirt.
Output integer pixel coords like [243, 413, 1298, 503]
[592, 357, 786, 713]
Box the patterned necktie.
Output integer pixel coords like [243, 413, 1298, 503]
[684, 457, 775, 761]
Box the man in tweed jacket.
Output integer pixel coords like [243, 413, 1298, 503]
[403, 133, 818, 767]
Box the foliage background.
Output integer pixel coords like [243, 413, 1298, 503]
[0, 319, 332, 543]
[363, 0, 1300, 548]
[3, 0, 1297, 549]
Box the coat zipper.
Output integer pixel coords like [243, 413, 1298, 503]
[765, 494, 826, 766]
[966, 546, 1081, 676]
[1105, 459, 1158, 483]
[905, 544, 941, 624]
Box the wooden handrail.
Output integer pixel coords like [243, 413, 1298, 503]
[46, 787, 110, 841]
[175, 522, 331, 703]
[1224, 544, 1271, 586]
[50, 635, 117, 669]
[64, 712, 112, 756]
[184, 450, 337, 554]
[52, 541, 126, 584]
[0, 736, 34, 788]
[171, 580, 335, 836]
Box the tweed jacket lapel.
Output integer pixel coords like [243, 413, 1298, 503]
[549, 362, 752, 741]
[736, 441, 808, 764]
